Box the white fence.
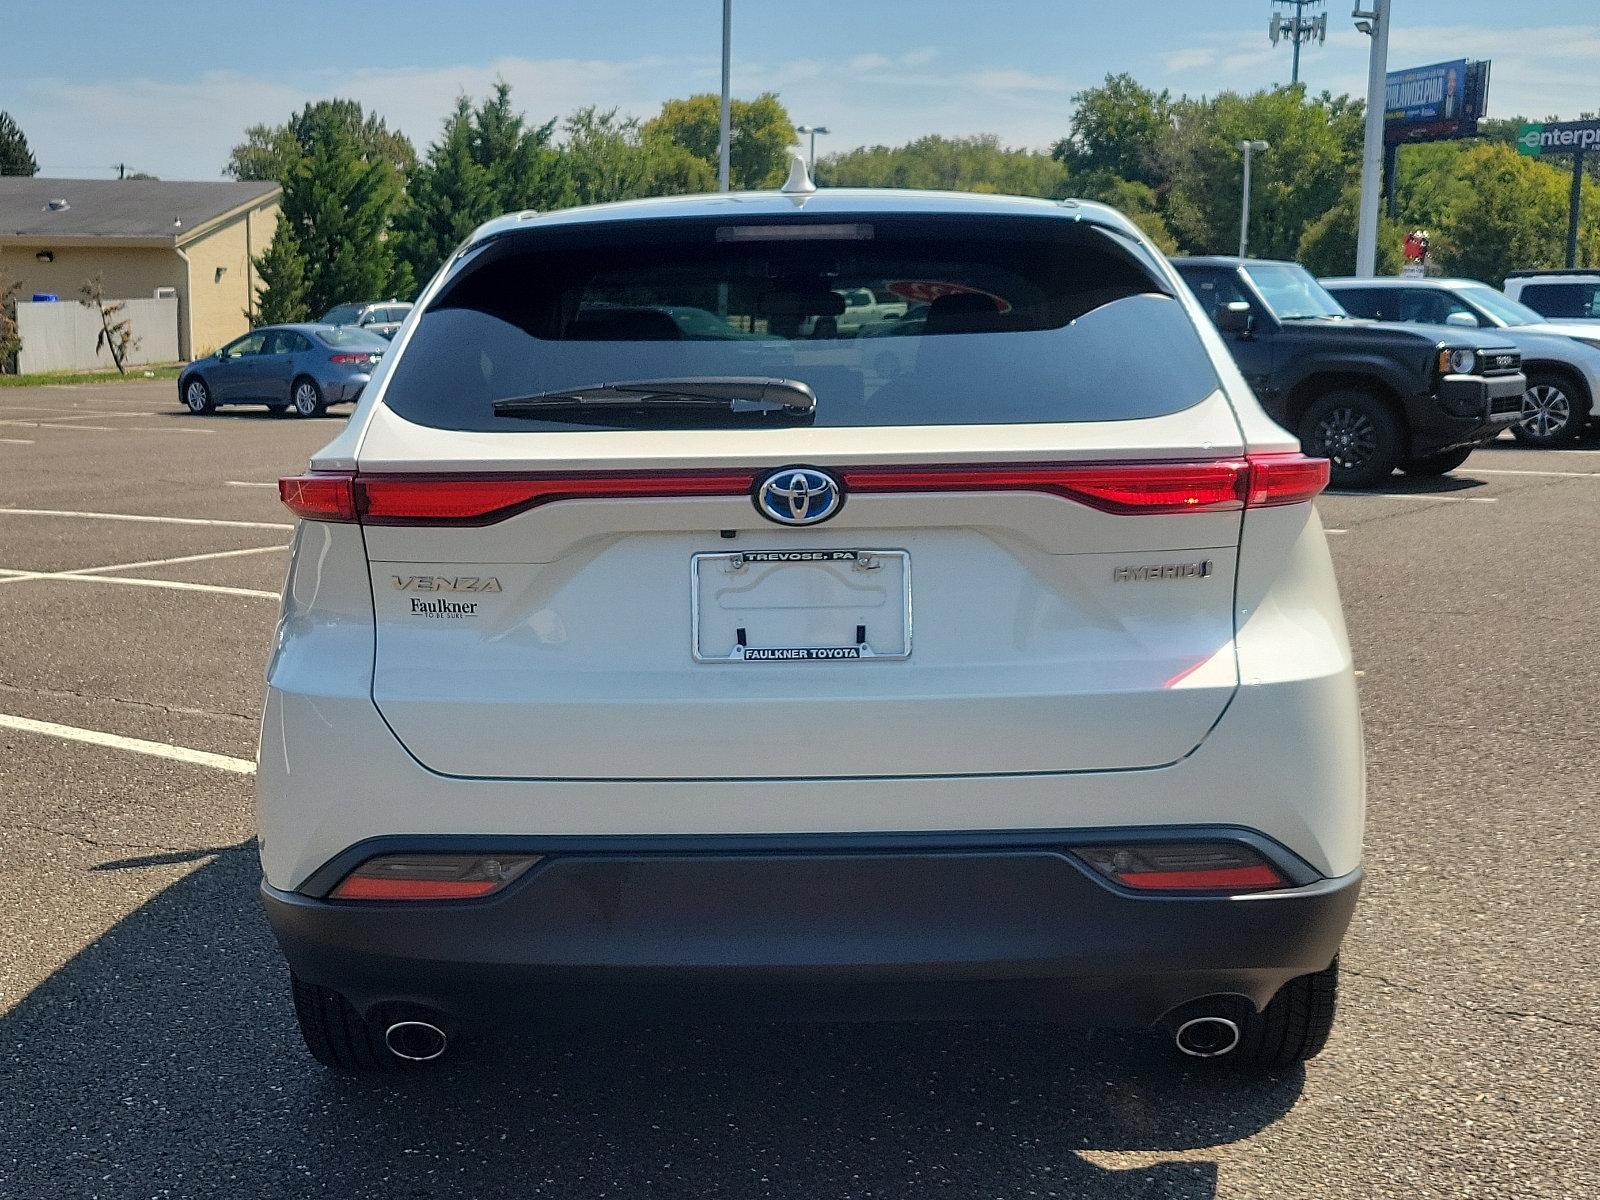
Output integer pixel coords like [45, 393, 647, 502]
[15, 297, 180, 374]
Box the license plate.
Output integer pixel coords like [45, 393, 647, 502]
[691, 549, 911, 662]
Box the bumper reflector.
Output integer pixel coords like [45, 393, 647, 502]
[330, 854, 540, 901]
[1073, 842, 1287, 893]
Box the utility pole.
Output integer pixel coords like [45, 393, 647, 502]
[1269, 0, 1327, 86]
[718, 0, 732, 192]
[1238, 140, 1269, 258]
[795, 125, 830, 174]
[1353, 0, 1390, 277]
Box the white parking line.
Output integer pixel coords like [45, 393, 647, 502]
[225, 481, 278, 489]
[0, 569, 278, 599]
[70, 544, 289, 576]
[1468, 468, 1600, 478]
[0, 437, 34, 444]
[0, 421, 118, 431]
[0, 712, 255, 775]
[0, 508, 292, 530]
[1326, 491, 1497, 503]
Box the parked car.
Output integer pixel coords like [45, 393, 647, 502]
[318, 300, 414, 340]
[1172, 257, 1524, 487]
[1323, 276, 1600, 445]
[1503, 271, 1600, 325]
[267, 189, 1363, 1076]
[178, 324, 387, 417]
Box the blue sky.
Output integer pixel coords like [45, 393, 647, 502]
[9, 0, 1600, 179]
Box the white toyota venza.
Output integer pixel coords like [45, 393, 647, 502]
[261, 179, 1364, 1073]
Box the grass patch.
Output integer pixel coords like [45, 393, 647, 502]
[0, 363, 184, 388]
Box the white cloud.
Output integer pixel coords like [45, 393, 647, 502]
[1163, 48, 1218, 72]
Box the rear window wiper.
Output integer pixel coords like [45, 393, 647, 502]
[491, 377, 816, 421]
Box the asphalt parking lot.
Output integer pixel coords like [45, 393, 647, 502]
[0, 379, 1595, 1198]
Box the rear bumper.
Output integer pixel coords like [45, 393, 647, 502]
[262, 834, 1361, 1027]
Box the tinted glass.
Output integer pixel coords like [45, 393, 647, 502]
[381, 217, 1220, 432]
[1176, 267, 1249, 321]
[1325, 287, 1393, 320]
[319, 304, 362, 325]
[1241, 263, 1347, 319]
[1519, 282, 1600, 319]
[315, 327, 389, 349]
[1397, 289, 1468, 325]
[223, 332, 265, 357]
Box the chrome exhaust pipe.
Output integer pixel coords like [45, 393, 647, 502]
[384, 1020, 448, 1062]
[1173, 1015, 1241, 1058]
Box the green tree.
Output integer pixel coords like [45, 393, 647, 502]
[392, 82, 571, 285]
[0, 111, 38, 177]
[226, 98, 416, 182]
[823, 134, 1068, 196]
[1295, 181, 1403, 276]
[1160, 85, 1364, 259]
[236, 102, 412, 318]
[1069, 170, 1178, 253]
[1435, 143, 1599, 284]
[643, 92, 793, 188]
[1052, 74, 1174, 190]
[560, 107, 715, 206]
[252, 224, 310, 324]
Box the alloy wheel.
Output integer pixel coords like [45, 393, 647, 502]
[1314, 406, 1378, 471]
[185, 381, 208, 412]
[294, 383, 320, 416]
[1520, 384, 1572, 440]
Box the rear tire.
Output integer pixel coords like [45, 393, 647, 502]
[1512, 371, 1586, 446]
[290, 377, 326, 418]
[1220, 958, 1340, 1073]
[290, 974, 391, 1073]
[1400, 446, 1474, 476]
[1299, 390, 1403, 489]
[182, 377, 213, 414]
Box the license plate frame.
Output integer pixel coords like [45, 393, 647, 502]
[691, 548, 912, 663]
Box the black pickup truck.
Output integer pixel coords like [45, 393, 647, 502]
[1172, 257, 1525, 487]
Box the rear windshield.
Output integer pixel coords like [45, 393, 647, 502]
[319, 304, 361, 325]
[1518, 282, 1600, 319]
[316, 326, 390, 349]
[380, 216, 1220, 431]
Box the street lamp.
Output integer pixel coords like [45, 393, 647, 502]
[1237, 140, 1269, 259]
[718, 0, 732, 192]
[795, 124, 830, 175]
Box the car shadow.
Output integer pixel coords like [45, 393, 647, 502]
[0, 843, 1304, 1198]
[1330, 472, 1491, 496]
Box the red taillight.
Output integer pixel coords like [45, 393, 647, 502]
[1245, 453, 1330, 507]
[328, 352, 374, 364]
[358, 471, 755, 524]
[278, 472, 357, 522]
[844, 461, 1249, 514]
[329, 854, 540, 901]
[1074, 842, 1288, 893]
[278, 455, 1328, 525]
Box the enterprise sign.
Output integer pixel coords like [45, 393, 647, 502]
[1518, 119, 1600, 158]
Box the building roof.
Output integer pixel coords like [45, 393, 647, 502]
[0, 177, 281, 246]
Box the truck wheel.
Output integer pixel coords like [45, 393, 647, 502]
[1400, 446, 1474, 476]
[1299, 391, 1403, 489]
[1512, 372, 1584, 446]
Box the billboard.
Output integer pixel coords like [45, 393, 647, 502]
[1385, 60, 1468, 125]
[1517, 119, 1600, 158]
[1384, 60, 1488, 143]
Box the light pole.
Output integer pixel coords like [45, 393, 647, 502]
[1353, 0, 1390, 276]
[718, 0, 732, 192]
[1237, 140, 1269, 259]
[795, 124, 829, 176]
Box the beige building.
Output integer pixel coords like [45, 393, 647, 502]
[0, 177, 281, 360]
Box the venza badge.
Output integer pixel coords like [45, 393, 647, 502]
[754, 467, 843, 526]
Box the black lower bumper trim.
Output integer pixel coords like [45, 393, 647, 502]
[263, 836, 1361, 1027]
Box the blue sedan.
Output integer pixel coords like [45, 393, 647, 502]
[177, 324, 389, 417]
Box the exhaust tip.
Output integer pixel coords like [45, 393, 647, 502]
[1173, 1015, 1241, 1058]
[384, 1020, 448, 1062]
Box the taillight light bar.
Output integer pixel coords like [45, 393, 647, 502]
[278, 454, 1328, 525]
